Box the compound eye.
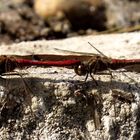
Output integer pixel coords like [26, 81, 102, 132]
[74, 64, 87, 76]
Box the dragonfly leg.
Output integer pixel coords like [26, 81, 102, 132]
[96, 69, 114, 82]
[108, 68, 113, 77]
[84, 73, 89, 82]
[90, 72, 98, 86]
[107, 68, 114, 82]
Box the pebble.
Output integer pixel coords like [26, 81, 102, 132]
[34, 0, 104, 29]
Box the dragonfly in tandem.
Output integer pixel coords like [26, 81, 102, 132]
[0, 42, 140, 81]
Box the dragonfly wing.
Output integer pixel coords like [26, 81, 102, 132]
[53, 48, 96, 56]
[5, 53, 95, 62]
[123, 64, 140, 73]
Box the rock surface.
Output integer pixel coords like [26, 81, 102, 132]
[0, 33, 140, 139]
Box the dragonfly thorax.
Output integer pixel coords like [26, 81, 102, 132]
[74, 56, 111, 77]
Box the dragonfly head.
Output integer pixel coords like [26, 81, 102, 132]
[0, 56, 17, 75]
[74, 62, 88, 76]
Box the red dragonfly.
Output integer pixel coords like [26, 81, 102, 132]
[0, 43, 139, 131]
[0, 43, 140, 81]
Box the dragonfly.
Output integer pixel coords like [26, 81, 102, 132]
[0, 43, 139, 131]
[0, 43, 140, 81]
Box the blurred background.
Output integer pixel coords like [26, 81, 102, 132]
[0, 0, 140, 44]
